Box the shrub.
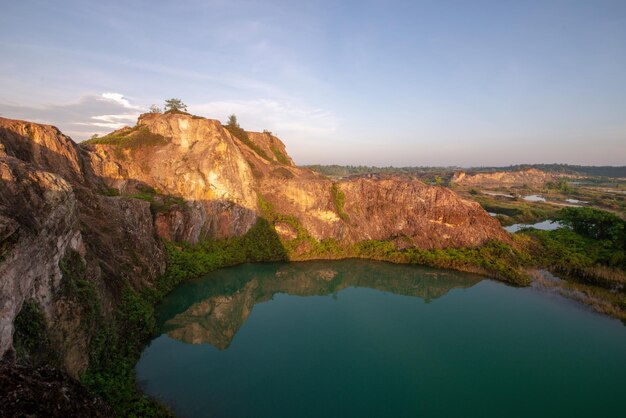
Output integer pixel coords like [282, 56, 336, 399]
[330, 183, 349, 222]
[225, 115, 271, 160]
[13, 301, 58, 366]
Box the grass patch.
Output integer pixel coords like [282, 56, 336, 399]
[331, 183, 349, 222]
[127, 188, 187, 215]
[82, 126, 169, 158]
[225, 124, 271, 161]
[270, 144, 290, 165]
[100, 187, 120, 197]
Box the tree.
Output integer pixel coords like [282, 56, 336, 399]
[226, 114, 239, 128]
[164, 98, 187, 113]
[90, 133, 99, 139]
[557, 207, 624, 245]
[148, 104, 162, 114]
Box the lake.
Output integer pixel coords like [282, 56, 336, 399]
[504, 219, 563, 233]
[136, 260, 626, 418]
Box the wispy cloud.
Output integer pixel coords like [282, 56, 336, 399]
[191, 99, 338, 137]
[0, 93, 145, 140]
[100, 92, 143, 110]
[0, 93, 338, 148]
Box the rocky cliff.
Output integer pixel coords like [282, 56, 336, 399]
[0, 118, 165, 376]
[0, 111, 510, 375]
[82, 112, 510, 250]
[450, 168, 555, 189]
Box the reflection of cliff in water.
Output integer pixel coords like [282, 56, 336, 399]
[159, 260, 482, 349]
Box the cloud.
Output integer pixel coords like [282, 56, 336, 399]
[100, 92, 143, 110]
[0, 94, 338, 157]
[190, 99, 338, 137]
[0, 93, 144, 140]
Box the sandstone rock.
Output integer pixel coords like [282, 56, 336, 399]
[0, 117, 166, 375]
[450, 168, 555, 189]
[0, 112, 512, 375]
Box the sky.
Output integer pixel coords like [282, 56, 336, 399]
[1, 0, 625, 166]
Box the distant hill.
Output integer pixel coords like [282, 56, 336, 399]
[305, 164, 626, 179]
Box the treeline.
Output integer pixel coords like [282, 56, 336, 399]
[305, 164, 626, 178]
[304, 165, 459, 178]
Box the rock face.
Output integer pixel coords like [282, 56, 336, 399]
[82, 112, 509, 250]
[85, 113, 258, 242]
[0, 111, 510, 374]
[450, 168, 555, 189]
[0, 117, 166, 376]
[0, 362, 114, 417]
[258, 175, 509, 251]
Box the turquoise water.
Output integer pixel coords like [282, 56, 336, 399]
[136, 260, 626, 418]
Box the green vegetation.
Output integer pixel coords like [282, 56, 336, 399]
[546, 178, 571, 192]
[164, 98, 187, 113]
[257, 194, 321, 254]
[472, 194, 559, 226]
[13, 300, 58, 366]
[82, 126, 169, 159]
[305, 163, 626, 180]
[100, 187, 120, 197]
[81, 285, 172, 418]
[270, 144, 290, 165]
[519, 207, 625, 289]
[330, 183, 349, 222]
[150, 218, 287, 301]
[256, 193, 530, 285]
[127, 185, 187, 214]
[225, 114, 271, 160]
[557, 207, 624, 244]
[59, 251, 100, 330]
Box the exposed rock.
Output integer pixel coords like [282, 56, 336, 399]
[84, 113, 258, 242]
[0, 361, 114, 418]
[258, 175, 510, 249]
[0, 111, 511, 377]
[450, 168, 555, 188]
[0, 117, 166, 376]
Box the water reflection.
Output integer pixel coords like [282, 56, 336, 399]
[157, 260, 482, 349]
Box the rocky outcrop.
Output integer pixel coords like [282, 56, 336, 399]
[84, 113, 258, 242]
[0, 361, 114, 417]
[258, 174, 510, 250]
[0, 154, 82, 365]
[0, 111, 512, 374]
[450, 168, 555, 189]
[0, 117, 166, 375]
[81, 112, 508, 250]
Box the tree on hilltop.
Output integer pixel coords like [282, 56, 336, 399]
[164, 98, 187, 113]
[148, 104, 162, 114]
[226, 114, 239, 128]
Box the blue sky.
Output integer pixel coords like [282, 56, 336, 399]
[1, 0, 625, 166]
